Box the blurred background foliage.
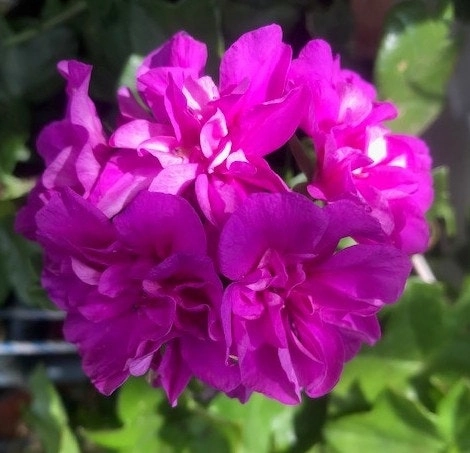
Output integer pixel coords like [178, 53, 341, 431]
[1, 0, 470, 451]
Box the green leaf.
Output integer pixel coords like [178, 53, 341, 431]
[0, 26, 77, 102]
[118, 54, 144, 92]
[84, 0, 222, 100]
[375, 279, 446, 359]
[452, 0, 470, 20]
[325, 391, 445, 453]
[1, 174, 35, 200]
[0, 100, 30, 176]
[437, 379, 470, 451]
[0, 212, 51, 307]
[292, 396, 328, 452]
[159, 403, 234, 453]
[405, 279, 447, 356]
[222, 1, 301, 47]
[208, 392, 297, 452]
[431, 277, 470, 379]
[428, 166, 456, 237]
[335, 279, 446, 401]
[26, 365, 80, 453]
[41, 0, 66, 20]
[85, 377, 164, 452]
[335, 355, 422, 402]
[375, 0, 457, 134]
[129, 0, 222, 76]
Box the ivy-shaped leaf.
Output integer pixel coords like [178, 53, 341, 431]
[325, 390, 445, 452]
[437, 379, 470, 451]
[85, 377, 164, 452]
[26, 366, 80, 453]
[375, 0, 457, 134]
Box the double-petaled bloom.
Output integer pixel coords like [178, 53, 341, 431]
[288, 39, 433, 254]
[16, 24, 430, 405]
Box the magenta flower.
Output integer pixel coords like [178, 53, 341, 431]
[109, 24, 302, 225]
[34, 188, 234, 403]
[15, 60, 111, 240]
[219, 192, 411, 403]
[14, 23, 429, 406]
[288, 40, 433, 254]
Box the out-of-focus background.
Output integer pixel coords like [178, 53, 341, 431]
[1, 0, 470, 452]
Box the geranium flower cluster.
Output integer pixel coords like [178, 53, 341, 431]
[16, 24, 431, 405]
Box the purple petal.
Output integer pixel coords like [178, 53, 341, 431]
[89, 151, 159, 218]
[110, 120, 173, 149]
[152, 340, 192, 407]
[230, 87, 306, 157]
[288, 316, 345, 397]
[64, 311, 162, 395]
[35, 188, 116, 257]
[138, 31, 207, 78]
[180, 337, 245, 399]
[219, 192, 328, 280]
[113, 191, 206, 257]
[312, 244, 411, 303]
[57, 60, 106, 147]
[219, 24, 291, 104]
[149, 163, 199, 194]
[239, 345, 301, 404]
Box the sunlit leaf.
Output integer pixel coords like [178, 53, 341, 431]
[325, 391, 445, 452]
[209, 392, 297, 452]
[437, 379, 470, 451]
[335, 355, 422, 402]
[335, 279, 445, 401]
[85, 377, 164, 452]
[375, 0, 457, 134]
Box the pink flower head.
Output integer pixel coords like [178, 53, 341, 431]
[34, 188, 234, 404]
[288, 39, 433, 254]
[110, 24, 303, 225]
[219, 192, 411, 403]
[14, 23, 429, 406]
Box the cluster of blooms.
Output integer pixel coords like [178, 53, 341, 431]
[16, 24, 432, 405]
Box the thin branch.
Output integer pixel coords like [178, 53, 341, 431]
[288, 135, 315, 181]
[2, 1, 87, 47]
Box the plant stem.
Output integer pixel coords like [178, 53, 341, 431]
[411, 254, 436, 284]
[2, 1, 87, 47]
[288, 135, 315, 181]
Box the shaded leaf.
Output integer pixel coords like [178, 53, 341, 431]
[26, 365, 80, 453]
[428, 166, 456, 237]
[430, 277, 470, 379]
[159, 401, 233, 453]
[222, 1, 302, 47]
[0, 26, 77, 102]
[129, 0, 222, 76]
[0, 211, 51, 307]
[0, 101, 30, 175]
